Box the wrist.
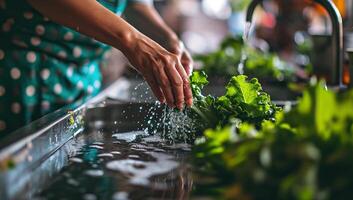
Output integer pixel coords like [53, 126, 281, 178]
[165, 34, 182, 55]
[113, 25, 143, 57]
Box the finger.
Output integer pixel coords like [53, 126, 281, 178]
[164, 57, 185, 110]
[170, 47, 182, 58]
[143, 72, 165, 103]
[175, 60, 193, 107]
[168, 41, 183, 58]
[181, 51, 193, 76]
[152, 64, 175, 108]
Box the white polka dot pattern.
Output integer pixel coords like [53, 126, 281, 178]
[0, 5, 106, 130]
[41, 68, 50, 80]
[10, 67, 21, 79]
[30, 37, 41, 46]
[0, 49, 4, 60]
[26, 85, 35, 96]
[58, 51, 67, 59]
[94, 80, 101, 89]
[77, 81, 83, 89]
[54, 83, 62, 94]
[73, 47, 82, 58]
[66, 96, 74, 102]
[0, 121, 6, 131]
[26, 52, 36, 63]
[0, 86, 5, 96]
[11, 102, 21, 114]
[41, 101, 50, 110]
[66, 66, 73, 77]
[23, 12, 33, 20]
[35, 25, 45, 35]
[2, 18, 14, 32]
[89, 65, 95, 74]
[87, 85, 93, 94]
[64, 32, 73, 41]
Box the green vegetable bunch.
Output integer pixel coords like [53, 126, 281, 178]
[228, 0, 252, 12]
[194, 37, 242, 78]
[193, 80, 353, 200]
[186, 71, 278, 140]
[194, 36, 296, 82]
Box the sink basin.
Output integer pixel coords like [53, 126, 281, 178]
[0, 101, 195, 200]
[0, 77, 298, 199]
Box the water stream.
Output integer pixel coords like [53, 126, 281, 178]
[237, 21, 252, 74]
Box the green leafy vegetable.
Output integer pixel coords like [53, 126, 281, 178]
[229, 0, 252, 12]
[190, 71, 209, 99]
[194, 36, 296, 81]
[192, 80, 353, 200]
[216, 75, 277, 122]
[186, 71, 278, 140]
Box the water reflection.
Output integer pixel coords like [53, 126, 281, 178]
[36, 131, 193, 200]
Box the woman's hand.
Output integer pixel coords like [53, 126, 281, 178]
[165, 39, 193, 76]
[26, 0, 193, 109]
[123, 33, 193, 110]
[124, 2, 194, 77]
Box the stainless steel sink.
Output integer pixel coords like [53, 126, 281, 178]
[0, 77, 297, 200]
[0, 99, 193, 200]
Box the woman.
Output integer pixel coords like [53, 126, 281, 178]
[0, 0, 193, 135]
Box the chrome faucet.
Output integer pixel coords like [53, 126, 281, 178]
[246, 0, 344, 87]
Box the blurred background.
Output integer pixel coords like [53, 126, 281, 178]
[102, 0, 353, 87]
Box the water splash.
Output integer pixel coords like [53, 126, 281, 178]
[130, 83, 144, 102]
[121, 81, 198, 143]
[160, 107, 197, 143]
[243, 21, 251, 43]
[143, 103, 198, 143]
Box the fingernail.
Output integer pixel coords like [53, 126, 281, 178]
[168, 102, 175, 108]
[186, 99, 193, 107]
[177, 103, 184, 111]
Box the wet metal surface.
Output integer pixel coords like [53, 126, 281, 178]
[31, 103, 194, 200]
[0, 78, 297, 200]
[35, 130, 192, 200]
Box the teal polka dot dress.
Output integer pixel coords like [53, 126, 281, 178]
[0, 0, 129, 135]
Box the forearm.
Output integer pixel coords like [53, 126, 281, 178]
[27, 0, 139, 52]
[26, 0, 193, 108]
[124, 3, 179, 50]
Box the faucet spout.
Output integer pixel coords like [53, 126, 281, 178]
[246, 0, 344, 87]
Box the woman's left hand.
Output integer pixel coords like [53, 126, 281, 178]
[164, 39, 193, 77]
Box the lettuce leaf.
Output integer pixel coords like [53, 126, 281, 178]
[192, 80, 353, 199]
[217, 75, 277, 122]
[186, 71, 278, 139]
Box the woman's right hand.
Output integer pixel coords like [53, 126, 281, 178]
[123, 32, 193, 110]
